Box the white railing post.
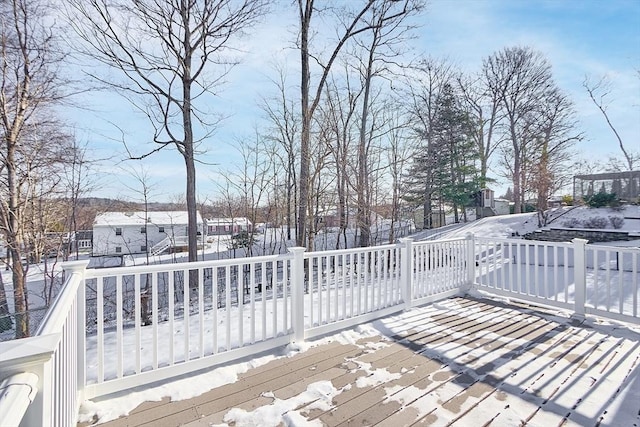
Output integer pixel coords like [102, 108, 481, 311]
[62, 260, 89, 404]
[465, 233, 476, 291]
[399, 238, 414, 310]
[572, 238, 588, 320]
[288, 247, 306, 344]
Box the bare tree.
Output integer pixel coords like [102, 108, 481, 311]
[483, 46, 555, 213]
[350, 0, 424, 247]
[0, 0, 70, 338]
[122, 166, 160, 265]
[322, 72, 360, 249]
[583, 75, 638, 171]
[531, 87, 582, 226]
[63, 138, 102, 260]
[296, 0, 386, 249]
[259, 67, 300, 241]
[383, 102, 412, 242]
[457, 73, 503, 186]
[67, 0, 267, 263]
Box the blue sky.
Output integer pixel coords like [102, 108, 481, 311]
[69, 0, 640, 202]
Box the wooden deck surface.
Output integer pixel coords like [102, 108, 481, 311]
[82, 296, 640, 426]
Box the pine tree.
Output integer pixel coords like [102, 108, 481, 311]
[404, 83, 481, 227]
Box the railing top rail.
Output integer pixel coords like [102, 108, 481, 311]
[85, 252, 293, 278]
[586, 244, 640, 254]
[412, 236, 469, 245]
[0, 372, 39, 427]
[473, 236, 574, 248]
[304, 243, 399, 258]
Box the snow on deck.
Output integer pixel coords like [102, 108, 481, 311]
[79, 296, 640, 427]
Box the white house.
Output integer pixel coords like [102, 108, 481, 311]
[92, 211, 203, 256]
[206, 217, 252, 235]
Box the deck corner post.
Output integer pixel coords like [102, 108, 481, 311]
[572, 238, 588, 320]
[465, 233, 476, 292]
[62, 260, 90, 400]
[399, 238, 414, 310]
[288, 247, 306, 344]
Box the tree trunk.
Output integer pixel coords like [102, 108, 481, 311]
[0, 273, 12, 332]
[357, 44, 374, 248]
[297, 0, 312, 249]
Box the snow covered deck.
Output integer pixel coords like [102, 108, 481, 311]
[81, 296, 640, 426]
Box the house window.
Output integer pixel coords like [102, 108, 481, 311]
[115, 227, 122, 236]
[140, 227, 146, 234]
[115, 246, 122, 253]
[141, 245, 147, 252]
[158, 226, 165, 233]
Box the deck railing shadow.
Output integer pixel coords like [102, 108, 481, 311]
[373, 295, 639, 425]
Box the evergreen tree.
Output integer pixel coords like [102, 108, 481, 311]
[433, 84, 482, 222]
[404, 83, 481, 226]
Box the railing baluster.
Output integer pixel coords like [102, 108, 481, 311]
[184, 269, 190, 362]
[225, 265, 231, 349]
[199, 267, 205, 357]
[633, 251, 638, 318]
[592, 248, 598, 308]
[237, 264, 244, 347]
[116, 275, 123, 378]
[333, 256, 339, 320]
[618, 253, 624, 314]
[325, 255, 330, 323]
[134, 274, 141, 374]
[553, 245, 558, 302]
[152, 271, 159, 368]
[261, 260, 267, 339]
[212, 267, 218, 353]
[606, 249, 611, 311]
[97, 277, 104, 383]
[564, 247, 569, 303]
[272, 260, 277, 338]
[168, 271, 175, 364]
[250, 262, 256, 343]
[341, 254, 346, 320]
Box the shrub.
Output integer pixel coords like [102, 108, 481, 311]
[582, 216, 608, 229]
[583, 192, 619, 208]
[609, 216, 624, 229]
[562, 194, 573, 206]
[562, 218, 582, 228]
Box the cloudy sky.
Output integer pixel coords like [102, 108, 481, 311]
[70, 0, 640, 202]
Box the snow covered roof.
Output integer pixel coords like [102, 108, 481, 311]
[94, 211, 202, 227]
[206, 217, 252, 226]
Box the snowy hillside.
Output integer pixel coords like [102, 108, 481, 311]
[438, 205, 640, 241]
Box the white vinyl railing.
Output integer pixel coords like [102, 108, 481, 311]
[2, 233, 638, 426]
[474, 237, 640, 323]
[0, 261, 87, 427]
[81, 238, 472, 398]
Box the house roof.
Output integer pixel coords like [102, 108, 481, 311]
[94, 211, 202, 227]
[206, 217, 252, 226]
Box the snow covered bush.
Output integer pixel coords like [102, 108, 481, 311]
[582, 216, 608, 229]
[562, 218, 582, 228]
[609, 216, 624, 229]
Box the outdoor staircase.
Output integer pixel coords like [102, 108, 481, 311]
[150, 236, 172, 255]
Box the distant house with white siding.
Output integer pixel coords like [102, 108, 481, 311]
[92, 211, 203, 256]
[206, 217, 252, 235]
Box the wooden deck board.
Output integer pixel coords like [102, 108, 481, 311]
[83, 296, 640, 427]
